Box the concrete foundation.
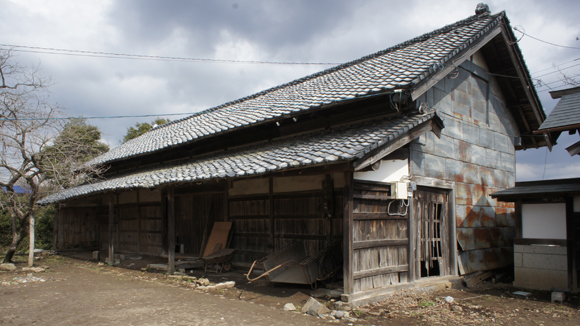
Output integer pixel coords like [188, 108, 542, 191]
[513, 244, 568, 291]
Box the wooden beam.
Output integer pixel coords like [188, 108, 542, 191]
[353, 213, 407, 220]
[354, 120, 437, 171]
[167, 186, 176, 275]
[343, 170, 354, 295]
[353, 239, 408, 250]
[353, 265, 409, 280]
[353, 194, 392, 201]
[411, 26, 502, 100]
[108, 195, 115, 265]
[567, 140, 580, 156]
[137, 190, 141, 253]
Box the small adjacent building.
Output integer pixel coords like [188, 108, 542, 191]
[491, 179, 580, 292]
[41, 5, 548, 305]
[492, 85, 580, 292]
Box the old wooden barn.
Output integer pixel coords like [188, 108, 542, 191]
[41, 6, 548, 305]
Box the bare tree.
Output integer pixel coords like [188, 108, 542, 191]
[0, 49, 107, 263]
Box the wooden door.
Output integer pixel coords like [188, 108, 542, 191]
[413, 187, 450, 278]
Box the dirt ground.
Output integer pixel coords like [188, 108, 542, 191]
[1, 251, 580, 325]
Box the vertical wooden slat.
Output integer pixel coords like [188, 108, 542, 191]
[108, 195, 115, 265]
[137, 190, 141, 253]
[269, 177, 274, 251]
[167, 186, 176, 275]
[448, 189, 457, 276]
[343, 170, 354, 295]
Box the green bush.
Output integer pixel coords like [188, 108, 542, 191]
[0, 205, 54, 251]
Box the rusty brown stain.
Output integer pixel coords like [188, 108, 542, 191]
[465, 205, 481, 227]
[473, 227, 491, 249]
[457, 140, 471, 163]
[471, 184, 485, 206]
[455, 183, 472, 205]
[457, 228, 475, 251]
[494, 207, 509, 227]
[488, 227, 503, 247]
[480, 207, 495, 227]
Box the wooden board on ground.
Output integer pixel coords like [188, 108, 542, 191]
[464, 270, 494, 288]
[202, 222, 233, 257]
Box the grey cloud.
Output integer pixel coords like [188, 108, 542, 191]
[107, 0, 357, 56]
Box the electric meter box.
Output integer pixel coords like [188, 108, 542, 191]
[390, 182, 408, 199]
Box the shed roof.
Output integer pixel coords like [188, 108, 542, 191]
[86, 11, 515, 168]
[40, 112, 439, 204]
[539, 87, 580, 131]
[491, 177, 580, 201]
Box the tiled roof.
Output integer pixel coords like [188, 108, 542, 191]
[40, 112, 436, 204]
[492, 177, 580, 199]
[539, 90, 580, 130]
[86, 11, 504, 167]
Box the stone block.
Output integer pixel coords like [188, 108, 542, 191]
[302, 297, 330, 316]
[515, 244, 567, 255]
[514, 267, 568, 291]
[471, 103, 487, 123]
[464, 205, 482, 228]
[514, 253, 523, 267]
[456, 183, 473, 205]
[522, 253, 567, 270]
[551, 292, 566, 303]
[0, 263, 17, 271]
[283, 303, 296, 311]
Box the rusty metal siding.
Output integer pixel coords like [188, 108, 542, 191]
[411, 59, 518, 274]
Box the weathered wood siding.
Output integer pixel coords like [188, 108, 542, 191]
[57, 206, 102, 249]
[352, 180, 409, 293]
[175, 193, 224, 256]
[229, 176, 343, 265]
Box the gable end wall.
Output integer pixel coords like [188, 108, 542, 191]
[410, 54, 518, 274]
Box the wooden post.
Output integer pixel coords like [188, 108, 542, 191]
[269, 177, 275, 251]
[28, 214, 35, 267]
[515, 200, 522, 239]
[58, 206, 65, 250]
[167, 186, 176, 275]
[108, 195, 115, 265]
[324, 174, 334, 245]
[52, 207, 59, 251]
[137, 190, 141, 253]
[448, 189, 457, 275]
[343, 170, 354, 296]
[408, 197, 415, 283]
[566, 196, 575, 290]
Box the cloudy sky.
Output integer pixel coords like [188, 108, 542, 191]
[1, 0, 579, 181]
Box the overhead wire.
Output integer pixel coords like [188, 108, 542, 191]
[0, 43, 340, 66]
[513, 27, 580, 50]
